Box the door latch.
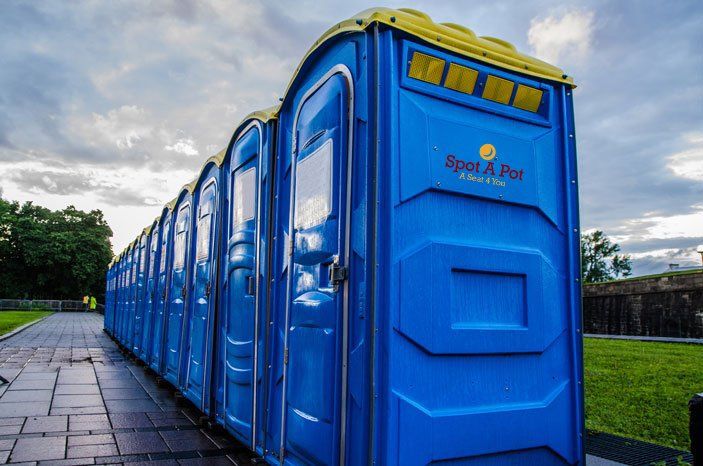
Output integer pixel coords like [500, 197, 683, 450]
[329, 260, 348, 290]
[181, 284, 187, 299]
[205, 281, 211, 298]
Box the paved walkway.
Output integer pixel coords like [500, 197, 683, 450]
[0, 313, 254, 465]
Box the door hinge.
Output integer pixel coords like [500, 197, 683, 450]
[205, 281, 211, 298]
[181, 284, 187, 299]
[283, 348, 289, 365]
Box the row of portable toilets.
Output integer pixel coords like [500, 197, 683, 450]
[104, 8, 585, 466]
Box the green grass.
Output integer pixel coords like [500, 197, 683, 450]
[584, 337, 702, 450]
[0, 310, 53, 336]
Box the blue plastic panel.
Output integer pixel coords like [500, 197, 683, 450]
[222, 126, 260, 445]
[133, 234, 147, 354]
[183, 174, 219, 412]
[164, 199, 191, 385]
[375, 35, 583, 465]
[150, 211, 172, 373]
[282, 71, 350, 466]
[140, 223, 160, 363]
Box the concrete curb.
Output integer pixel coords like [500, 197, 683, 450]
[0, 313, 52, 342]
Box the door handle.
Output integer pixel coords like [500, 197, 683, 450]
[247, 276, 256, 296]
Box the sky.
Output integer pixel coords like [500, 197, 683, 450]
[0, 0, 701, 276]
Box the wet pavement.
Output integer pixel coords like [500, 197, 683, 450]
[0, 313, 254, 465]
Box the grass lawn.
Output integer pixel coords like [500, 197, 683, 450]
[584, 337, 702, 450]
[0, 310, 53, 336]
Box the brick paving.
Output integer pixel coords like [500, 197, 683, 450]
[0, 313, 255, 465]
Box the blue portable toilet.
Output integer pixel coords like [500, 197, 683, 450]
[104, 260, 114, 334]
[132, 231, 148, 354]
[112, 255, 122, 338]
[138, 217, 161, 363]
[180, 150, 225, 413]
[163, 182, 196, 386]
[118, 251, 128, 342]
[258, 8, 584, 465]
[150, 204, 175, 374]
[126, 240, 140, 349]
[118, 244, 133, 345]
[213, 108, 277, 450]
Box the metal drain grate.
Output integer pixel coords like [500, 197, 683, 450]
[586, 431, 694, 465]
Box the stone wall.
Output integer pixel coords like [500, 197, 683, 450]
[582, 271, 703, 338]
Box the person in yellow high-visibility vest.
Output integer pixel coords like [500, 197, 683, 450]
[82, 295, 89, 311]
[89, 296, 97, 311]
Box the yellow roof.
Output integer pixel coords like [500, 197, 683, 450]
[285, 7, 573, 92]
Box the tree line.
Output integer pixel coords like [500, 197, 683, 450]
[0, 197, 113, 302]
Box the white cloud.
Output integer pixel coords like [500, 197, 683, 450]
[165, 138, 199, 156]
[90, 105, 153, 151]
[527, 9, 595, 65]
[667, 132, 703, 181]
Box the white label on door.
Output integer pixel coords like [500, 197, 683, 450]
[195, 214, 211, 261]
[295, 138, 332, 230]
[234, 168, 256, 226]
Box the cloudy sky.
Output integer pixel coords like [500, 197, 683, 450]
[1, 0, 701, 276]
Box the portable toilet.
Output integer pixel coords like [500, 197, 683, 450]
[150, 204, 176, 374]
[259, 8, 583, 466]
[163, 182, 196, 386]
[118, 244, 133, 345]
[118, 250, 129, 343]
[113, 254, 123, 338]
[138, 217, 161, 363]
[104, 260, 114, 334]
[132, 230, 148, 355]
[126, 240, 140, 349]
[180, 150, 225, 413]
[213, 108, 277, 449]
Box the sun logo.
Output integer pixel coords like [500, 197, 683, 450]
[479, 143, 497, 161]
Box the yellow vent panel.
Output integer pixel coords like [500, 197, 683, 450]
[512, 84, 543, 112]
[482, 75, 515, 104]
[408, 51, 445, 85]
[444, 63, 478, 94]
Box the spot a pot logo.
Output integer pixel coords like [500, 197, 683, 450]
[479, 143, 496, 161]
[444, 143, 525, 188]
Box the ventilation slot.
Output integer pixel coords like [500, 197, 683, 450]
[482, 75, 515, 104]
[513, 85, 543, 112]
[444, 63, 478, 95]
[408, 51, 445, 85]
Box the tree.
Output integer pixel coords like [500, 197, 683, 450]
[0, 197, 113, 301]
[581, 230, 632, 283]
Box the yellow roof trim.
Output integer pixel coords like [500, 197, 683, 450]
[229, 105, 280, 143]
[284, 7, 574, 94]
[201, 149, 227, 169]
